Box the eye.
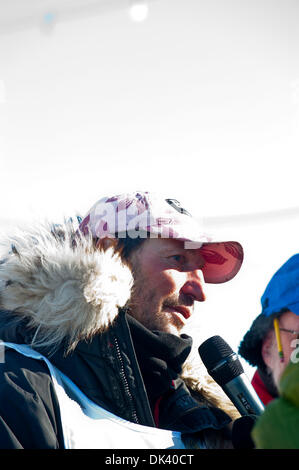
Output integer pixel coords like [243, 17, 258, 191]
[169, 254, 185, 264]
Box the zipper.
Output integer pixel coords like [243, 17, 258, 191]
[113, 336, 140, 424]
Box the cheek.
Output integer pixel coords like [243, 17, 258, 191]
[150, 270, 181, 296]
[160, 270, 189, 298]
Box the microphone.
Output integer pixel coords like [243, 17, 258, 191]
[198, 335, 264, 417]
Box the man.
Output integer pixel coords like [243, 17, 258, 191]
[239, 254, 299, 405]
[0, 191, 244, 448]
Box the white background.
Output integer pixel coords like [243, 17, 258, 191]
[0, 0, 299, 378]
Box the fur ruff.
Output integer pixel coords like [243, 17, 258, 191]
[0, 219, 240, 420]
[0, 220, 132, 352]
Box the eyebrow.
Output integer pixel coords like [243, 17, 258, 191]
[158, 240, 202, 256]
[163, 247, 200, 257]
[163, 246, 186, 254]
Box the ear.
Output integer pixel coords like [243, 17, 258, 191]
[261, 331, 275, 369]
[96, 237, 118, 252]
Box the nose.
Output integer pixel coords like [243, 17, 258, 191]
[180, 270, 206, 302]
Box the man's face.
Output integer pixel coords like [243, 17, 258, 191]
[262, 311, 299, 387]
[126, 238, 207, 335]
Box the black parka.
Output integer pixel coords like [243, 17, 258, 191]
[0, 219, 238, 448]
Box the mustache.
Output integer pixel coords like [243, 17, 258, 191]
[162, 293, 194, 309]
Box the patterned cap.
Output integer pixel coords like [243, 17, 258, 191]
[79, 191, 244, 284]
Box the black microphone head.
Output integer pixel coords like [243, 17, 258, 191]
[198, 335, 244, 386]
[198, 335, 233, 370]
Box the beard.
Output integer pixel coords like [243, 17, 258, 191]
[127, 279, 194, 334]
[126, 251, 194, 334]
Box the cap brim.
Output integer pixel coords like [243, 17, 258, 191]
[79, 204, 244, 284]
[184, 240, 244, 284]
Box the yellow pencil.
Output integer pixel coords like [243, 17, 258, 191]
[273, 318, 284, 363]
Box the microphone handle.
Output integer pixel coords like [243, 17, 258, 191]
[222, 374, 265, 416]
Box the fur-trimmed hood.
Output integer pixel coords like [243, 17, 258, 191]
[0, 219, 132, 352]
[0, 219, 240, 420]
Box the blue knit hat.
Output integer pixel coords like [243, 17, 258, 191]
[261, 254, 299, 317]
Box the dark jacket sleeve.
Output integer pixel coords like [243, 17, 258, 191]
[0, 349, 64, 449]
